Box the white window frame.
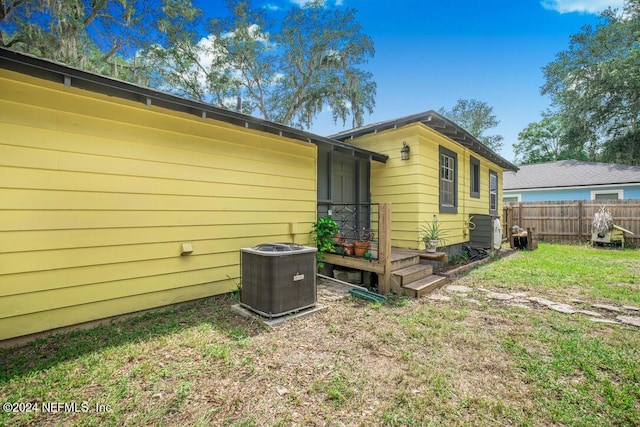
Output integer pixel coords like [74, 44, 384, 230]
[503, 194, 521, 203]
[590, 189, 624, 200]
[489, 170, 498, 213]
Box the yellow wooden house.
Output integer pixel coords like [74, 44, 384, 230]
[0, 48, 516, 343]
[331, 112, 518, 251]
[0, 49, 385, 343]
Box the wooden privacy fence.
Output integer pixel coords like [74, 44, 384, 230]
[503, 199, 640, 245]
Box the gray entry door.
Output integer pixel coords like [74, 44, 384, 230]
[332, 155, 356, 204]
[317, 149, 371, 240]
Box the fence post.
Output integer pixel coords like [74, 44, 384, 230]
[504, 205, 513, 241]
[578, 201, 583, 241]
[518, 202, 523, 229]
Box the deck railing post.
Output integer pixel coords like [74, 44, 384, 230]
[378, 203, 392, 294]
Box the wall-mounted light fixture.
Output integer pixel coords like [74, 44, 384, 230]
[401, 141, 410, 160]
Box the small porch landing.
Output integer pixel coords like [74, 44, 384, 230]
[324, 247, 448, 298]
[320, 203, 448, 298]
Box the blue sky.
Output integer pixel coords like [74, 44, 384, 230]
[202, 0, 625, 162]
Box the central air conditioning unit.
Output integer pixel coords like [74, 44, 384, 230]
[240, 243, 317, 318]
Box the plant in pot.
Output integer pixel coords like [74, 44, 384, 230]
[354, 228, 373, 257]
[332, 233, 345, 255]
[311, 215, 339, 268]
[420, 221, 447, 253]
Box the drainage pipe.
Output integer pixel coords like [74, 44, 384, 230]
[317, 274, 368, 291]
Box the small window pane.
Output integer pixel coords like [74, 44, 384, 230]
[489, 171, 498, 212]
[470, 157, 480, 198]
[595, 193, 618, 200]
[439, 148, 457, 213]
[440, 153, 455, 206]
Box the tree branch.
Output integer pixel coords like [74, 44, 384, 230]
[83, 0, 108, 28]
[102, 40, 124, 62]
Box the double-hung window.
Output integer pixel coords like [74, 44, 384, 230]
[439, 147, 457, 213]
[489, 170, 498, 214]
[470, 156, 480, 198]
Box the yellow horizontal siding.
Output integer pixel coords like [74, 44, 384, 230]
[0, 124, 314, 185]
[2, 282, 234, 340]
[0, 165, 311, 199]
[0, 224, 296, 254]
[0, 69, 317, 341]
[1, 239, 260, 277]
[0, 189, 312, 213]
[0, 264, 239, 318]
[1, 73, 314, 158]
[0, 237, 283, 295]
[2, 210, 315, 231]
[351, 123, 507, 249]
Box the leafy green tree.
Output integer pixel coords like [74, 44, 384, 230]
[542, 0, 640, 165]
[438, 98, 504, 152]
[141, 0, 376, 129]
[0, 0, 201, 80]
[514, 115, 586, 164]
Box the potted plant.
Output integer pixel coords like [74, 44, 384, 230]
[420, 221, 447, 253]
[353, 228, 373, 257]
[311, 215, 340, 268]
[333, 233, 345, 255]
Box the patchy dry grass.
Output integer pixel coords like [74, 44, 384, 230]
[1, 243, 639, 426]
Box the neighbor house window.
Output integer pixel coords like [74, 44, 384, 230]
[591, 189, 623, 200]
[470, 156, 480, 198]
[489, 170, 498, 213]
[503, 195, 520, 203]
[439, 146, 457, 213]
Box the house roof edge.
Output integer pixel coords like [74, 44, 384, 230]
[330, 110, 518, 171]
[0, 48, 388, 164]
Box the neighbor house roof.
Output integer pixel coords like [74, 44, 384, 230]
[504, 160, 640, 190]
[329, 110, 518, 172]
[0, 48, 388, 163]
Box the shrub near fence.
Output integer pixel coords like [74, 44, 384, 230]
[503, 199, 640, 245]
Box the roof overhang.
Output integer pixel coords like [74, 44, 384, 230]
[0, 48, 388, 164]
[330, 110, 518, 171]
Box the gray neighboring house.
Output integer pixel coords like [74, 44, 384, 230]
[503, 160, 640, 202]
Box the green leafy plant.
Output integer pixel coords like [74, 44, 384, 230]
[420, 221, 448, 252]
[420, 221, 446, 241]
[448, 251, 469, 266]
[311, 215, 340, 269]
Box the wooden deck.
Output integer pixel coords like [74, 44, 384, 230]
[321, 203, 448, 296]
[325, 248, 447, 272]
[391, 248, 448, 263]
[324, 247, 448, 296]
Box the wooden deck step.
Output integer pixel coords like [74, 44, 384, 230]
[402, 275, 447, 298]
[391, 264, 433, 287]
[390, 253, 420, 271]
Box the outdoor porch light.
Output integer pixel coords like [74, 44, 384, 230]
[401, 141, 410, 160]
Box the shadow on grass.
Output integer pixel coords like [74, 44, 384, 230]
[0, 294, 265, 383]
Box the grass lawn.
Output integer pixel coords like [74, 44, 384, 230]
[1, 243, 639, 426]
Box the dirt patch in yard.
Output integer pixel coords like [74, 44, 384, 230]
[142, 284, 546, 426]
[2, 254, 639, 427]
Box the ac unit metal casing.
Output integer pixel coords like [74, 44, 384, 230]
[240, 243, 317, 318]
